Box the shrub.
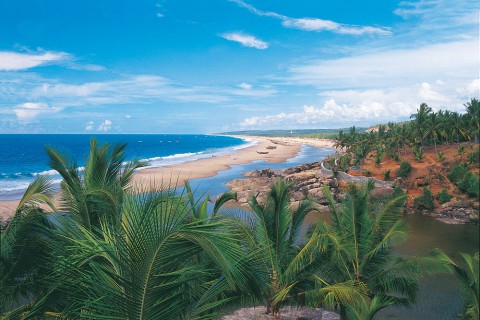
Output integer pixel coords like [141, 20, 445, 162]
[447, 165, 468, 184]
[365, 170, 372, 177]
[393, 185, 405, 197]
[413, 147, 424, 162]
[414, 188, 435, 210]
[463, 175, 480, 198]
[437, 188, 452, 204]
[396, 161, 412, 179]
[467, 150, 479, 164]
[447, 165, 480, 198]
[436, 151, 445, 161]
[383, 170, 391, 181]
[457, 144, 466, 155]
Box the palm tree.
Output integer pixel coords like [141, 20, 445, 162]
[451, 252, 479, 320]
[465, 98, 479, 143]
[2, 141, 248, 319]
[26, 185, 246, 320]
[45, 138, 144, 230]
[423, 112, 443, 151]
[318, 181, 452, 319]
[410, 103, 432, 147]
[0, 177, 55, 316]
[245, 179, 325, 318]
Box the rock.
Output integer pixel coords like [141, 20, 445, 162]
[328, 179, 338, 188]
[370, 186, 394, 199]
[308, 188, 327, 203]
[451, 200, 473, 208]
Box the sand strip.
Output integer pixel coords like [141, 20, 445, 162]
[0, 136, 336, 222]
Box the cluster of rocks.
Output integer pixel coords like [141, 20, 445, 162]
[432, 200, 480, 224]
[226, 162, 399, 213]
[226, 162, 337, 210]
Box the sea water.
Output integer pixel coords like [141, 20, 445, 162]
[0, 134, 252, 200]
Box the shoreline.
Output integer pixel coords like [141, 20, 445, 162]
[0, 136, 336, 222]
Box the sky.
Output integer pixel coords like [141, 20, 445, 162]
[0, 0, 479, 133]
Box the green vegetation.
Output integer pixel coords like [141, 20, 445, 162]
[448, 165, 480, 198]
[0, 140, 475, 319]
[383, 170, 391, 181]
[436, 188, 453, 204]
[451, 252, 479, 320]
[414, 188, 435, 210]
[220, 128, 352, 139]
[396, 161, 412, 179]
[412, 146, 424, 162]
[315, 181, 451, 319]
[335, 99, 479, 163]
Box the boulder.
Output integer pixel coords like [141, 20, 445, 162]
[370, 186, 394, 199]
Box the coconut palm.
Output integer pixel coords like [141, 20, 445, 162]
[31, 185, 247, 320]
[318, 181, 452, 319]
[465, 98, 480, 143]
[452, 252, 479, 320]
[45, 138, 144, 230]
[244, 179, 329, 318]
[0, 177, 55, 316]
[2, 141, 247, 320]
[423, 112, 443, 151]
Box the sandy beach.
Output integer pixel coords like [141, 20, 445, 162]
[0, 136, 336, 222]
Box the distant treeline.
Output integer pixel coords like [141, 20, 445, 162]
[221, 128, 366, 139]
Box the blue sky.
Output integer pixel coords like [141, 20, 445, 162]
[0, 0, 478, 133]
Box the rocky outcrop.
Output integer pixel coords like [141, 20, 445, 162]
[432, 200, 480, 224]
[226, 161, 396, 210]
[226, 162, 337, 207]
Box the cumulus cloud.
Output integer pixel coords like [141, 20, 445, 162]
[466, 79, 480, 95]
[97, 120, 112, 132]
[13, 102, 61, 121]
[85, 121, 94, 131]
[240, 99, 411, 128]
[220, 32, 269, 49]
[0, 51, 69, 71]
[239, 78, 476, 129]
[229, 0, 391, 36]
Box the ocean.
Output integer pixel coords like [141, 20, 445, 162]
[0, 134, 251, 200]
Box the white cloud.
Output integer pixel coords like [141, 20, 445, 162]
[466, 79, 480, 95]
[238, 82, 252, 90]
[23, 74, 275, 107]
[0, 50, 104, 72]
[125, 114, 132, 119]
[13, 102, 61, 121]
[418, 82, 448, 102]
[287, 39, 478, 90]
[85, 121, 94, 131]
[230, 0, 391, 36]
[240, 79, 476, 129]
[220, 32, 269, 49]
[0, 51, 69, 71]
[97, 120, 112, 132]
[240, 99, 412, 128]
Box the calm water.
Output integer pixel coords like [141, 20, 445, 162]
[0, 134, 248, 200]
[186, 146, 479, 320]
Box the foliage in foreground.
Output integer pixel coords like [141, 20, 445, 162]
[315, 181, 452, 319]
[0, 140, 473, 320]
